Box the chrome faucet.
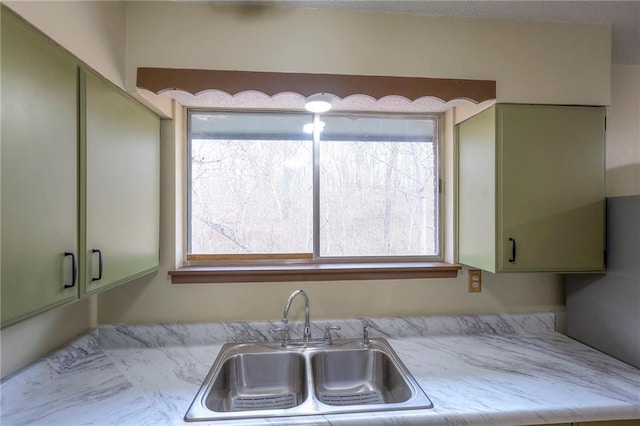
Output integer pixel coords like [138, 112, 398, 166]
[282, 289, 312, 342]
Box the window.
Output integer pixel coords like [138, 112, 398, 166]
[189, 112, 313, 256]
[187, 110, 441, 262]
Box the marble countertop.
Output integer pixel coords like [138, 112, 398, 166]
[1, 313, 639, 426]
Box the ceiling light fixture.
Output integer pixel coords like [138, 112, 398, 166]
[304, 93, 332, 113]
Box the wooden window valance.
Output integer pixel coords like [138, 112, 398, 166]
[136, 68, 496, 103]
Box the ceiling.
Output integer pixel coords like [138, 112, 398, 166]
[254, 0, 640, 65]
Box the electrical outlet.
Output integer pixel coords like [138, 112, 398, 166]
[468, 269, 482, 293]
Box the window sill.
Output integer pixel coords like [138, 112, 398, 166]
[168, 262, 461, 284]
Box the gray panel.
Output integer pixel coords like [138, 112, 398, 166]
[605, 196, 640, 277]
[566, 195, 640, 368]
[566, 274, 640, 368]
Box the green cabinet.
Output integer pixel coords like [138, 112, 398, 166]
[81, 70, 160, 295]
[456, 104, 605, 273]
[1, 9, 79, 326]
[0, 8, 160, 327]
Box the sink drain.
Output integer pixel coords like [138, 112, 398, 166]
[319, 390, 384, 406]
[230, 393, 297, 411]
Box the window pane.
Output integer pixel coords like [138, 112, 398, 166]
[189, 112, 313, 254]
[319, 115, 438, 257]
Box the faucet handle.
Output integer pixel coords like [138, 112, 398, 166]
[323, 325, 341, 344]
[270, 326, 291, 346]
[361, 320, 371, 348]
[362, 319, 370, 332]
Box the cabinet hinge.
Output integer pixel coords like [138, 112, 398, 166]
[438, 178, 443, 193]
[604, 116, 607, 131]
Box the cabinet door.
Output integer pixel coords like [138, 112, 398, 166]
[1, 10, 78, 326]
[498, 105, 605, 271]
[82, 71, 160, 295]
[457, 107, 498, 271]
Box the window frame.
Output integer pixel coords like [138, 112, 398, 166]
[170, 108, 459, 283]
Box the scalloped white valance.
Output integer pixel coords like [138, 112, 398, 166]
[136, 68, 496, 104]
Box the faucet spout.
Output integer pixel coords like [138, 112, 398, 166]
[282, 289, 311, 342]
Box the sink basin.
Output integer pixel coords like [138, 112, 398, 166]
[184, 338, 433, 422]
[204, 352, 307, 412]
[312, 349, 411, 406]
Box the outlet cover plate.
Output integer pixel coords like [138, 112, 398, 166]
[468, 269, 482, 293]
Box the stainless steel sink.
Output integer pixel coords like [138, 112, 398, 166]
[184, 338, 433, 422]
[204, 351, 307, 412]
[312, 348, 412, 406]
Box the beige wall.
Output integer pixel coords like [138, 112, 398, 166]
[5, 1, 127, 87]
[124, 2, 611, 106]
[0, 297, 97, 378]
[98, 273, 564, 325]
[606, 65, 640, 197]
